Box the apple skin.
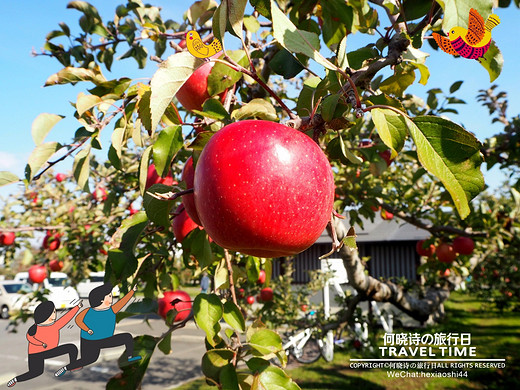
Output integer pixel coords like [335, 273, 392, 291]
[301, 304, 308, 312]
[246, 296, 255, 305]
[194, 120, 335, 258]
[172, 205, 201, 243]
[416, 240, 435, 257]
[49, 260, 64, 272]
[176, 62, 215, 112]
[453, 236, 475, 255]
[260, 287, 273, 302]
[257, 270, 266, 285]
[146, 164, 176, 189]
[56, 173, 67, 182]
[158, 290, 192, 322]
[436, 243, 456, 264]
[379, 149, 394, 166]
[1, 232, 16, 246]
[181, 157, 202, 226]
[381, 209, 394, 220]
[29, 265, 47, 284]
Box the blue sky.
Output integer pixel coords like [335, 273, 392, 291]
[0, 1, 518, 200]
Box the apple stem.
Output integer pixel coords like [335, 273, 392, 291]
[319, 214, 344, 259]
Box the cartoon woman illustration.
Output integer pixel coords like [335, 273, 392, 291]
[7, 300, 82, 387]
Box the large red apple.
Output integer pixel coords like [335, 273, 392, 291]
[416, 240, 435, 257]
[257, 270, 266, 285]
[49, 260, 64, 272]
[194, 120, 335, 258]
[453, 236, 475, 255]
[146, 164, 176, 189]
[172, 205, 201, 243]
[436, 243, 456, 264]
[28, 265, 47, 284]
[176, 62, 215, 112]
[1, 232, 15, 246]
[181, 157, 202, 226]
[158, 290, 192, 322]
[260, 287, 273, 302]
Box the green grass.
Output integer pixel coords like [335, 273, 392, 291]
[173, 292, 520, 389]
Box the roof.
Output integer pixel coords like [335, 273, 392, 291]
[315, 214, 430, 244]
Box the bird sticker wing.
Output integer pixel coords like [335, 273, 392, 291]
[466, 8, 485, 45]
[192, 38, 209, 57]
[433, 33, 458, 55]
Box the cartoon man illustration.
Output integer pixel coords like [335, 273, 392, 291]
[7, 300, 82, 387]
[54, 283, 141, 377]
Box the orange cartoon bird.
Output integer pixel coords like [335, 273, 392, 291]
[432, 8, 500, 61]
[186, 30, 222, 59]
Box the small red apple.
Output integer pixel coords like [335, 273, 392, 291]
[353, 339, 362, 349]
[381, 209, 394, 220]
[181, 157, 202, 226]
[453, 236, 475, 255]
[246, 296, 255, 305]
[370, 205, 381, 212]
[379, 149, 394, 166]
[439, 268, 451, 277]
[436, 243, 456, 264]
[416, 240, 435, 257]
[301, 304, 308, 312]
[178, 39, 187, 49]
[257, 270, 266, 285]
[56, 173, 67, 182]
[158, 290, 192, 322]
[194, 120, 335, 257]
[237, 288, 245, 299]
[92, 186, 108, 202]
[260, 287, 273, 302]
[176, 62, 215, 112]
[1, 232, 15, 246]
[505, 291, 513, 298]
[49, 260, 64, 272]
[172, 205, 201, 243]
[28, 265, 47, 284]
[128, 204, 139, 215]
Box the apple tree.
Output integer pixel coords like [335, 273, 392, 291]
[1, 0, 519, 388]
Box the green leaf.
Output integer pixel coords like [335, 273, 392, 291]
[244, 15, 261, 33]
[214, 257, 229, 290]
[0, 171, 19, 188]
[138, 88, 152, 132]
[411, 62, 430, 85]
[480, 41, 503, 82]
[449, 80, 463, 94]
[220, 364, 240, 390]
[321, 94, 340, 122]
[212, 1, 227, 45]
[44, 66, 106, 86]
[193, 293, 223, 346]
[366, 93, 405, 111]
[371, 108, 408, 155]
[158, 333, 172, 355]
[326, 135, 363, 165]
[207, 50, 248, 95]
[25, 142, 63, 181]
[296, 76, 322, 117]
[247, 328, 283, 356]
[342, 226, 357, 250]
[228, 0, 248, 37]
[380, 64, 416, 97]
[31, 113, 64, 145]
[150, 52, 204, 133]
[231, 98, 277, 121]
[258, 366, 301, 390]
[187, 131, 214, 151]
[182, 228, 213, 268]
[201, 349, 234, 382]
[109, 127, 125, 170]
[436, 0, 492, 31]
[139, 146, 153, 196]
[192, 99, 230, 121]
[143, 184, 176, 228]
[73, 145, 91, 191]
[320, 0, 353, 47]
[250, 0, 271, 18]
[152, 126, 183, 177]
[269, 49, 305, 79]
[408, 116, 484, 219]
[223, 300, 246, 333]
[336, 36, 349, 70]
[76, 93, 102, 116]
[271, 0, 335, 70]
[186, 0, 218, 26]
[347, 46, 379, 70]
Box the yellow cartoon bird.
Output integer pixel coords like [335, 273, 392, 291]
[186, 30, 222, 59]
[432, 8, 500, 60]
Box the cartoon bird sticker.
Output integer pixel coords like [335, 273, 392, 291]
[432, 8, 500, 61]
[186, 30, 222, 59]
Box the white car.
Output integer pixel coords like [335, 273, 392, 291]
[0, 281, 34, 319]
[76, 272, 120, 299]
[14, 272, 80, 310]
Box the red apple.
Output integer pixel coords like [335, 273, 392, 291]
[416, 240, 435, 257]
[381, 209, 394, 220]
[56, 173, 67, 182]
[194, 120, 335, 258]
[353, 339, 362, 349]
[181, 157, 202, 226]
[379, 149, 394, 166]
[146, 164, 176, 189]
[178, 39, 187, 49]
[128, 204, 139, 215]
[172, 205, 201, 243]
[301, 304, 308, 312]
[28, 265, 47, 284]
[453, 236, 475, 255]
[92, 186, 107, 202]
[370, 205, 381, 212]
[1, 232, 15, 246]
[436, 243, 456, 264]
[439, 268, 451, 277]
[260, 287, 273, 302]
[257, 270, 266, 285]
[49, 260, 64, 272]
[158, 290, 192, 322]
[246, 296, 255, 305]
[237, 288, 245, 299]
[176, 62, 215, 112]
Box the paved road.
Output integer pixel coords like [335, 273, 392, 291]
[0, 313, 206, 390]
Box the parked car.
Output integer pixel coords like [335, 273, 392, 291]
[0, 281, 34, 319]
[14, 271, 80, 310]
[76, 272, 120, 298]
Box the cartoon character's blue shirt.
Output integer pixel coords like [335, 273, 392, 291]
[81, 307, 116, 340]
